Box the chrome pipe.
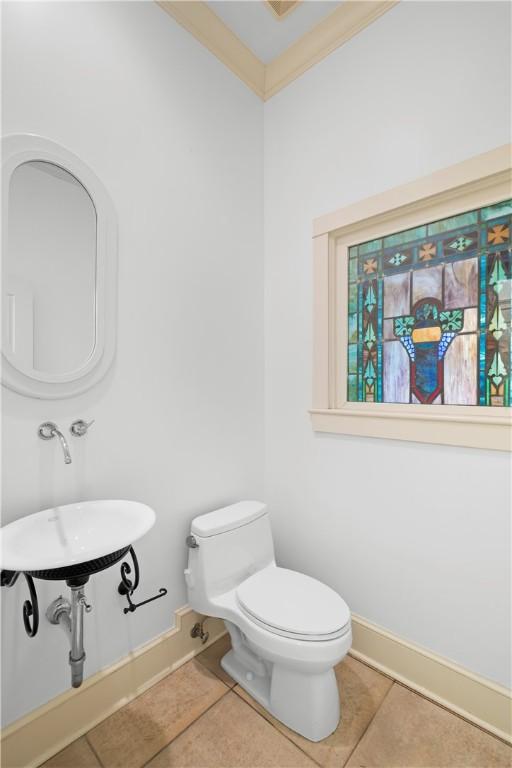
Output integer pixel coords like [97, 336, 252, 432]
[56, 606, 72, 636]
[46, 587, 92, 688]
[69, 587, 86, 688]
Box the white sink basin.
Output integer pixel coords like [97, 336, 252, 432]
[0, 500, 155, 573]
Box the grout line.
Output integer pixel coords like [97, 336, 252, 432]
[85, 733, 106, 768]
[347, 650, 395, 681]
[340, 681, 397, 768]
[194, 639, 320, 764]
[231, 686, 323, 768]
[140, 687, 231, 768]
[393, 680, 512, 747]
[81, 649, 231, 768]
[82, 644, 511, 768]
[195, 651, 237, 690]
[348, 653, 512, 746]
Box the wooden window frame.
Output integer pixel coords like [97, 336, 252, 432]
[311, 145, 512, 451]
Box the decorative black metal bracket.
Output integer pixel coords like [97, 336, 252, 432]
[1, 570, 40, 637]
[118, 547, 140, 595]
[117, 547, 167, 614]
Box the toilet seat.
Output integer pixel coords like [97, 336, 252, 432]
[237, 567, 350, 642]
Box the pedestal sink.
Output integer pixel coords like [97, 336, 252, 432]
[0, 500, 155, 581]
[0, 500, 158, 689]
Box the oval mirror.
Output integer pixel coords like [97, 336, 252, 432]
[2, 135, 117, 398]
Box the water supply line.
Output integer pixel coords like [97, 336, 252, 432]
[46, 585, 92, 688]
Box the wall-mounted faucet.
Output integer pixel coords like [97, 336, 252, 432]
[38, 422, 72, 464]
[37, 418, 95, 463]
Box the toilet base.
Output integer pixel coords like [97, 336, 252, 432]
[220, 648, 340, 742]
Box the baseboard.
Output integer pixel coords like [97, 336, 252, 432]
[2, 610, 510, 768]
[350, 614, 512, 744]
[0, 607, 226, 768]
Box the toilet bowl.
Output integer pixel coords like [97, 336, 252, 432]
[184, 501, 351, 742]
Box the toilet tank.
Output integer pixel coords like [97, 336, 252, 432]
[185, 501, 275, 614]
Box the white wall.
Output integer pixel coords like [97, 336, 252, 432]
[263, 1, 511, 688]
[1, 1, 263, 726]
[2, 0, 510, 730]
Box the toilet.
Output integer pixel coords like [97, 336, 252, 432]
[184, 500, 351, 742]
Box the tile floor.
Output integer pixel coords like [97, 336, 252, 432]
[42, 635, 512, 768]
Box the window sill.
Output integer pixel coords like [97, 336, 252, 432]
[309, 407, 511, 451]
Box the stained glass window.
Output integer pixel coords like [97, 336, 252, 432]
[347, 200, 511, 406]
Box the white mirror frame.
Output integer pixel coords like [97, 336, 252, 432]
[2, 134, 118, 399]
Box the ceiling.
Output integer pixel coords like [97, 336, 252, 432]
[206, 1, 343, 63]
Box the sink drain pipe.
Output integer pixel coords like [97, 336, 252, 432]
[46, 584, 92, 688]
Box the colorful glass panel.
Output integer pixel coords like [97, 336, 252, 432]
[347, 200, 511, 406]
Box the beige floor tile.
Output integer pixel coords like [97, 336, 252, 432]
[234, 654, 393, 767]
[39, 737, 101, 768]
[196, 634, 236, 687]
[146, 691, 316, 767]
[346, 683, 512, 767]
[87, 659, 228, 768]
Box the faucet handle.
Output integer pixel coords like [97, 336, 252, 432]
[38, 422, 59, 440]
[78, 595, 93, 613]
[70, 419, 95, 437]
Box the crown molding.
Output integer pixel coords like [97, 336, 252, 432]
[157, 1, 399, 101]
[265, 0, 399, 99]
[157, 1, 266, 99]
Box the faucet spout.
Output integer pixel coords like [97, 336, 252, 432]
[52, 427, 72, 464]
[38, 422, 72, 464]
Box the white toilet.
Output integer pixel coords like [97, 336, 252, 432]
[184, 500, 351, 742]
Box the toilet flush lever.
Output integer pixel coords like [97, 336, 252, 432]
[186, 535, 199, 549]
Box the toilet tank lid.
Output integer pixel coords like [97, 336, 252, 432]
[191, 501, 267, 538]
